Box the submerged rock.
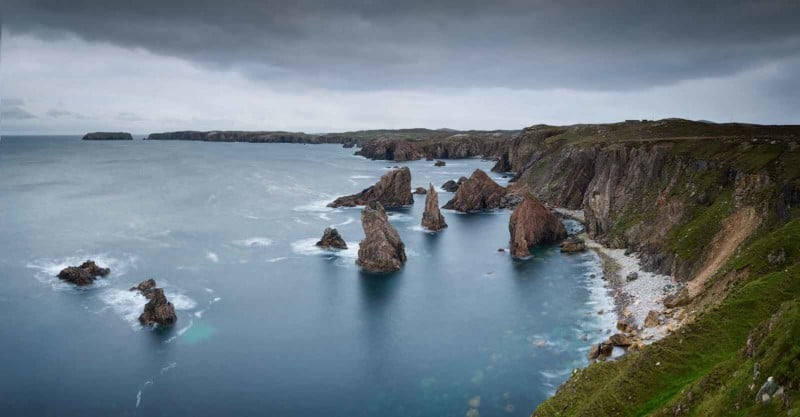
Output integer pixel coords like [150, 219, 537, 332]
[329, 167, 413, 208]
[316, 227, 348, 250]
[443, 169, 507, 212]
[421, 183, 447, 232]
[434, 160, 446, 167]
[356, 202, 407, 272]
[132, 279, 177, 326]
[560, 236, 587, 253]
[508, 194, 567, 258]
[57, 260, 110, 286]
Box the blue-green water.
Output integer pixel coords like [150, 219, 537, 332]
[0, 136, 614, 416]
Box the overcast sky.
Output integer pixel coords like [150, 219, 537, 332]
[2, 0, 799, 134]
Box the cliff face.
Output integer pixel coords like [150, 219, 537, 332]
[355, 132, 512, 161]
[508, 194, 566, 258]
[507, 119, 800, 416]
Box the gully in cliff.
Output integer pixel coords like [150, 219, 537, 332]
[356, 202, 407, 272]
[328, 167, 413, 208]
[508, 194, 567, 258]
[131, 279, 177, 326]
[421, 183, 447, 232]
[442, 169, 507, 212]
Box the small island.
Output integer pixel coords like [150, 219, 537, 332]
[82, 132, 134, 141]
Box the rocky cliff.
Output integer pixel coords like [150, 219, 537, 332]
[355, 132, 512, 161]
[442, 169, 508, 212]
[329, 167, 413, 208]
[510, 119, 800, 416]
[357, 202, 407, 272]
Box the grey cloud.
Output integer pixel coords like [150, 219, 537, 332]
[2, 98, 37, 119]
[46, 108, 87, 119]
[116, 112, 145, 122]
[5, 0, 800, 91]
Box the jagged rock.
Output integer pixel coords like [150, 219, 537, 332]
[139, 288, 177, 326]
[316, 227, 348, 250]
[560, 237, 587, 253]
[500, 193, 524, 208]
[441, 180, 460, 192]
[609, 333, 632, 347]
[508, 194, 567, 258]
[443, 170, 507, 212]
[413, 187, 427, 195]
[57, 260, 110, 286]
[587, 341, 614, 360]
[329, 167, 413, 208]
[130, 278, 156, 292]
[421, 184, 447, 231]
[626, 272, 639, 282]
[644, 310, 660, 328]
[434, 160, 446, 167]
[356, 202, 407, 272]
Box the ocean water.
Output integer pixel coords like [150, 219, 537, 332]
[0, 136, 615, 417]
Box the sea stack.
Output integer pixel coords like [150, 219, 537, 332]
[81, 132, 133, 140]
[356, 202, 407, 272]
[328, 167, 413, 208]
[131, 279, 177, 326]
[421, 183, 447, 231]
[443, 169, 507, 212]
[509, 194, 567, 258]
[57, 260, 110, 286]
[316, 227, 348, 249]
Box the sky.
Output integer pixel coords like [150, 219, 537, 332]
[2, 0, 799, 134]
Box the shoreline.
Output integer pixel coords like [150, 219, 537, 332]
[555, 208, 679, 344]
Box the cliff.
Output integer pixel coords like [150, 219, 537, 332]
[511, 119, 800, 416]
[355, 131, 513, 161]
[82, 132, 133, 140]
[328, 167, 413, 208]
[508, 194, 566, 258]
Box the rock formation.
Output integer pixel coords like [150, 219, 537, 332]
[434, 160, 446, 167]
[82, 132, 133, 140]
[508, 194, 567, 258]
[442, 170, 507, 212]
[316, 227, 348, 250]
[413, 187, 427, 195]
[328, 167, 413, 208]
[441, 179, 461, 192]
[421, 184, 447, 231]
[560, 236, 587, 253]
[342, 142, 355, 148]
[131, 279, 177, 326]
[57, 260, 110, 285]
[356, 202, 407, 272]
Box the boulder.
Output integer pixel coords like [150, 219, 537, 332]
[664, 287, 691, 308]
[421, 184, 447, 232]
[587, 341, 614, 360]
[609, 333, 632, 347]
[434, 160, 446, 167]
[644, 310, 660, 328]
[131, 279, 177, 326]
[329, 167, 413, 208]
[316, 227, 348, 250]
[413, 187, 427, 195]
[508, 194, 567, 258]
[560, 236, 587, 253]
[57, 260, 110, 286]
[443, 169, 507, 212]
[626, 272, 639, 282]
[356, 202, 407, 272]
[130, 278, 156, 292]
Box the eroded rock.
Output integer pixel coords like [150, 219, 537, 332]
[356, 202, 407, 272]
[316, 227, 348, 250]
[132, 279, 177, 326]
[443, 169, 507, 212]
[508, 194, 567, 258]
[421, 184, 447, 232]
[57, 260, 110, 286]
[329, 167, 413, 208]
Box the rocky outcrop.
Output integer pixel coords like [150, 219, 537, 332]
[57, 260, 110, 285]
[434, 160, 446, 167]
[316, 227, 348, 249]
[443, 170, 507, 212]
[342, 142, 355, 148]
[146, 130, 355, 145]
[328, 167, 413, 208]
[355, 132, 514, 161]
[421, 184, 447, 231]
[413, 187, 427, 195]
[441, 177, 467, 192]
[355, 138, 420, 161]
[508, 194, 567, 258]
[560, 236, 587, 253]
[356, 202, 407, 272]
[132, 279, 177, 326]
[82, 132, 133, 140]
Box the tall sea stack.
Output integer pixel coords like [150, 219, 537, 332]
[356, 202, 407, 272]
[421, 183, 447, 231]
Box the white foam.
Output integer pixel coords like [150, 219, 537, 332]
[170, 293, 198, 310]
[349, 175, 375, 179]
[319, 213, 331, 220]
[290, 238, 360, 264]
[97, 288, 148, 328]
[26, 253, 137, 291]
[165, 319, 194, 344]
[160, 362, 177, 374]
[232, 237, 273, 248]
[386, 213, 414, 222]
[293, 199, 335, 213]
[336, 217, 355, 226]
[266, 257, 288, 263]
[206, 252, 219, 263]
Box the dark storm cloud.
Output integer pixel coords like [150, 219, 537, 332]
[4, 0, 800, 91]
